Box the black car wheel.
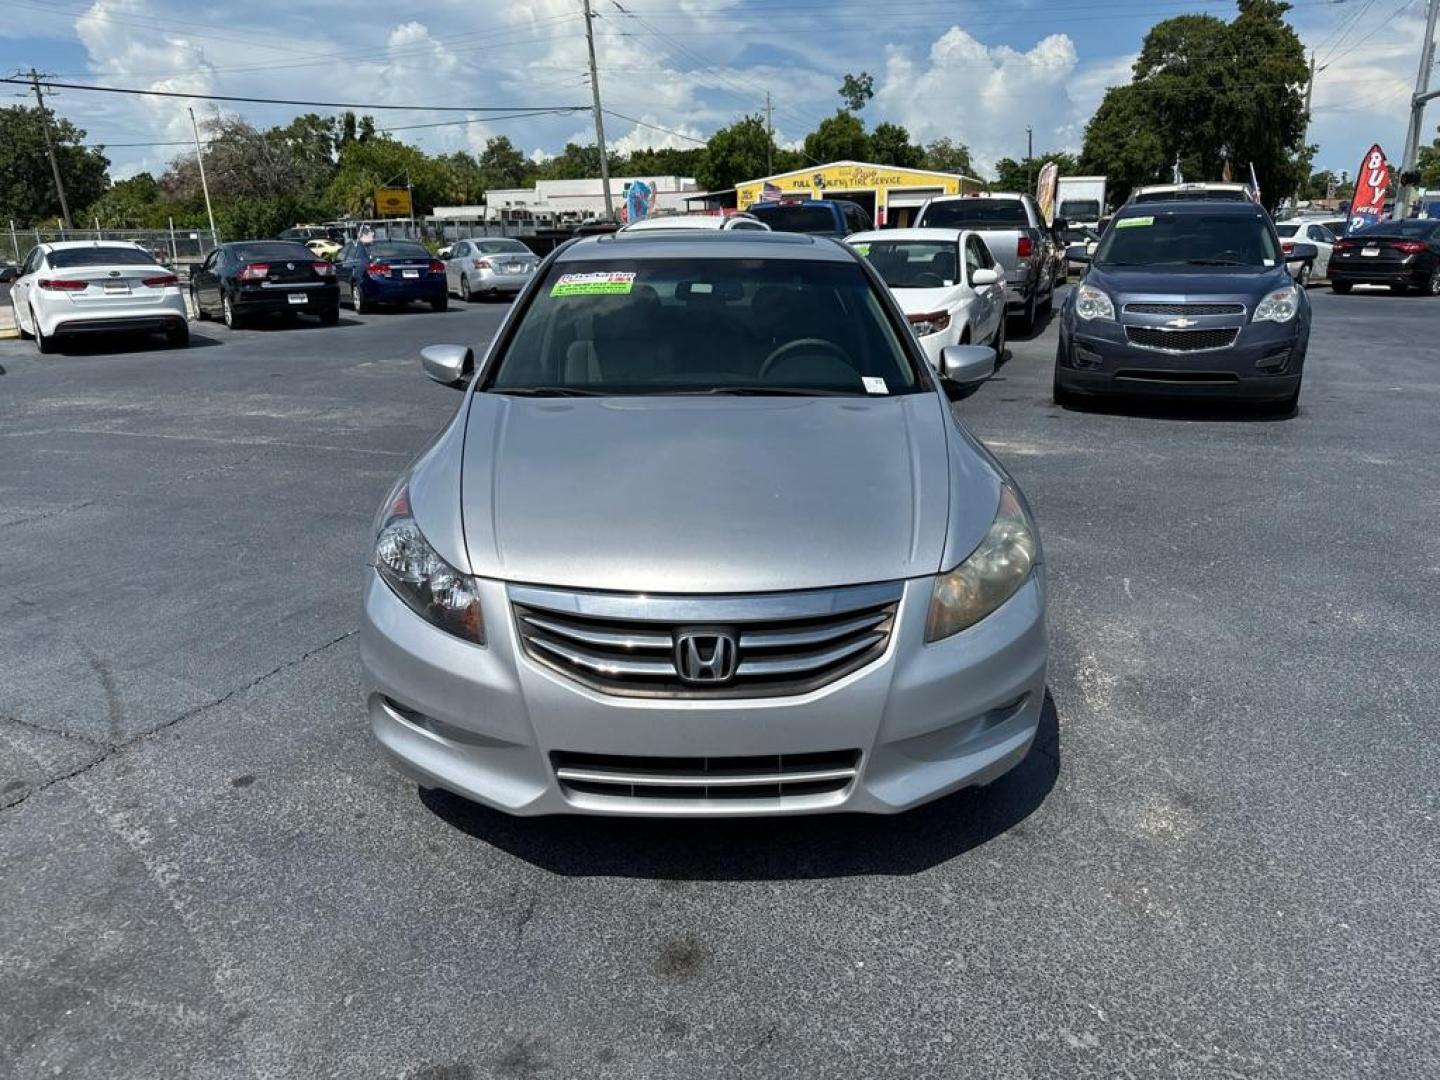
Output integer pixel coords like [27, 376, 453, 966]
[1016, 289, 1038, 335]
[1052, 341, 1079, 408]
[192, 286, 208, 320]
[166, 322, 190, 348]
[1295, 261, 1312, 287]
[431, 295, 448, 312]
[460, 275, 472, 302]
[222, 293, 243, 329]
[13, 299, 31, 339]
[353, 283, 369, 314]
[993, 313, 1007, 365]
[318, 306, 340, 326]
[1331, 281, 1352, 294]
[31, 307, 56, 354]
[1427, 267, 1440, 296]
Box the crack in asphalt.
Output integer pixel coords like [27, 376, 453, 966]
[0, 714, 109, 748]
[0, 499, 94, 530]
[0, 628, 357, 814]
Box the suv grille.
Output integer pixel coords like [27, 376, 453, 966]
[1125, 326, 1238, 352]
[510, 581, 901, 698]
[1123, 302, 1245, 316]
[552, 749, 860, 806]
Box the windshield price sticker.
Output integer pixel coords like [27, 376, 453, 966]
[1115, 216, 1153, 229]
[852, 243, 872, 256]
[862, 376, 889, 395]
[551, 271, 636, 297]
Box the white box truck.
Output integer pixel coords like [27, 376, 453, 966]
[1056, 176, 1107, 229]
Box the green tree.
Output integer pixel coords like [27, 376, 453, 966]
[478, 135, 531, 190]
[869, 122, 923, 168]
[698, 115, 776, 190]
[623, 146, 705, 180]
[922, 138, 976, 177]
[992, 152, 1081, 192]
[83, 173, 167, 228]
[326, 135, 450, 216]
[839, 72, 875, 113]
[1079, 0, 1308, 210]
[533, 142, 622, 181]
[803, 111, 870, 164]
[0, 105, 111, 226]
[1417, 136, 1440, 187]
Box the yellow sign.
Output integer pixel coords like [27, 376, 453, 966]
[375, 186, 413, 217]
[735, 161, 979, 211]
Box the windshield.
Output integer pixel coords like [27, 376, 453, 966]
[854, 240, 958, 288]
[1275, 224, 1300, 238]
[368, 241, 431, 259]
[920, 200, 1027, 228]
[47, 246, 158, 268]
[748, 205, 839, 234]
[231, 242, 312, 262]
[1352, 220, 1439, 239]
[1059, 200, 1100, 222]
[1133, 188, 1251, 203]
[487, 258, 923, 396]
[476, 240, 531, 254]
[1092, 211, 1280, 267]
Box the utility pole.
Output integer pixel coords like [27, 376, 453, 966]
[1395, 0, 1439, 219]
[28, 70, 72, 230]
[581, 0, 614, 220]
[189, 107, 219, 246]
[1295, 52, 1316, 210]
[764, 91, 774, 175]
[1026, 125, 1033, 190]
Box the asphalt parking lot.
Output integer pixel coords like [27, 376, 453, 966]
[2, 286, 1437, 1078]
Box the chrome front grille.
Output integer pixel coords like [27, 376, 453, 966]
[551, 749, 861, 805]
[1122, 302, 1245, 316]
[1125, 326, 1239, 352]
[510, 580, 901, 698]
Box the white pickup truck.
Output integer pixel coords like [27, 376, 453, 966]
[915, 193, 1057, 333]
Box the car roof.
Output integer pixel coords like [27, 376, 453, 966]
[620, 215, 730, 231]
[43, 239, 147, 252]
[924, 192, 1026, 203]
[1113, 200, 1268, 218]
[847, 228, 965, 243]
[557, 230, 854, 262]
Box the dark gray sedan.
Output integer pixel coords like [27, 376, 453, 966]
[1055, 201, 1315, 413]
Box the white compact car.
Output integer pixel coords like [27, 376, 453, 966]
[619, 213, 769, 232]
[848, 228, 1007, 366]
[10, 240, 189, 352]
[1274, 219, 1337, 285]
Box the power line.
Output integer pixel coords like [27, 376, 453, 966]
[0, 77, 588, 114]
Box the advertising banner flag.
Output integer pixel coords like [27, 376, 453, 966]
[624, 179, 654, 224]
[1347, 145, 1389, 234]
[1036, 161, 1059, 226]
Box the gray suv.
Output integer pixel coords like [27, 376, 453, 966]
[361, 231, 1048, 816]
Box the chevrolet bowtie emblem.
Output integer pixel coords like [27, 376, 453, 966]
[1167, 317, 1198, 328]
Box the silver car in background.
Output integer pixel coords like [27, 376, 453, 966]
[361, 231, 1048, 816]
[444, 238, 538, 301]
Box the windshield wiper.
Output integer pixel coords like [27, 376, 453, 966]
[1182, 258, 1249, 266]
[669, 386, 861, 397]
[490, 386, 608, 397]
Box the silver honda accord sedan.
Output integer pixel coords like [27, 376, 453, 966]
[360, 230, 1047, 816]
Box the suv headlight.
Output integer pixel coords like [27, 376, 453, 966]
[373, 486, 484, 643]
[1252, 285, 1299, 323]
[1074, 284, 1115, 321]
[908, 311, 951, 337]
[926, 485, 1038, 642]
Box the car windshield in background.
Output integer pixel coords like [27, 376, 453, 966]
[748, 205, 837, 233]
[1275, 224, 1300, 238]
[857, 240, 958, 288]
[1059, 200, 1100, 222]
[1092, 211, 1280, 267]
[920, 200, 1027, 228]
[369, 242, 431, 259]
[1133, 189, 1251, 203]
[1351, 220, 1440, 239]
[231, 242, 313, 262]
[1063, 228, 1096, 243]
[488, 258, 922, 396]
[47, 247, 158, 268]
[476, 240, 530, 254]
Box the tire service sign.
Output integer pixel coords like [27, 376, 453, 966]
[1347, 145, 1389, 235]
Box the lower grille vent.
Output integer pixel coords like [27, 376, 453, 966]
[551, 749, 861, 804]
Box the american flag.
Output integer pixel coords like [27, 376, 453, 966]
[759, 181, 783, 203]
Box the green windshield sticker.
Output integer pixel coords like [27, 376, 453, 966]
[551, 271, 636, 296]
[852, 243, 871, 256]
[1115, 216, 1153, 228]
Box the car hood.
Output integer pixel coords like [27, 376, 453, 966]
[1085, 263, 1292, 302]
[458, 392, 960, 594]
[890, 286, 964, 315]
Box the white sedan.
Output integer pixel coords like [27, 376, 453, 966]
[1275, 219, 1337, 285]
[847, 228, 1007, 366]
[9, 240, 189, 353]
[443, 238, 539, 301]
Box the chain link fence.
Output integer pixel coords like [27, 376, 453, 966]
[4, 224, 220, 269]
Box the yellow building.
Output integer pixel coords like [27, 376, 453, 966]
[736, 160, 985, 227]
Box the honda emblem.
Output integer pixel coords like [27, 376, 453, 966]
[674, 630, 739, 684]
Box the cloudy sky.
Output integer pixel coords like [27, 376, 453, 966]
[0, 0, 1428, 184]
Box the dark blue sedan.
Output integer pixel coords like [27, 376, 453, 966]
[1056, 201, 1316, 414]
[336, 239, 448, 314]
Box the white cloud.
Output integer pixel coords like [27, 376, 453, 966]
[608, 117, 705, 155]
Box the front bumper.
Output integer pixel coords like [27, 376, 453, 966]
[360, 571, 1048, 817]
[1057, 314, 1305, 401]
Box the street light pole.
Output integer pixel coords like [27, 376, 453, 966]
[582, 0, 615, 220]
[1395, 0, 1439, 219]
[1026, 125, 1033, 191]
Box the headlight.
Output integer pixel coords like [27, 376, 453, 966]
[908, 311, 951, 337]
[373, 486, 485, 643]
[925, 485, 1038, 642]
[1074, 284, 1115, 321]
[1252, 286, 1299, 323]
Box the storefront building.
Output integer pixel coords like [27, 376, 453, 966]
[736, 161, 985, 227]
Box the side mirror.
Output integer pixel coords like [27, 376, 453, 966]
[938, 344, 995, 400]
[420, 344, 474, 388]
[1285, 242, 1318, 262]
[1066, 245, 1092, 263]
[971, 267, 999, 287]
